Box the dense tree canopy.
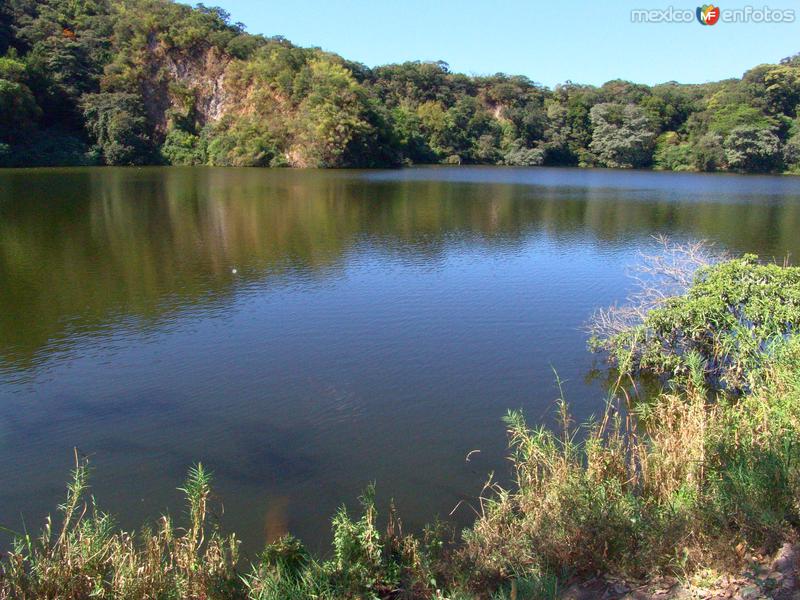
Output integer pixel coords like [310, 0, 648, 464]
[589, 103, 656, 168]
[1, 0, 800, 172]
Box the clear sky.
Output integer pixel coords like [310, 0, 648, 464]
[209, 0, 800, 88]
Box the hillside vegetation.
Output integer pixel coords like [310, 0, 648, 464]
[3, 0, 800, 171]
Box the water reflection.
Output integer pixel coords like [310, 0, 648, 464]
[3, 167, 799, 371]
[2, 166, 800, 555]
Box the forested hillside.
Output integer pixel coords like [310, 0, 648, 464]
[2, 0, 800, 171]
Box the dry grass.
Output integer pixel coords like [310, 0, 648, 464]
[463, 337, 800, 588]
[0, 460, 242, 600]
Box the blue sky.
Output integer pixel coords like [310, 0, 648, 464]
[209, 0, 800, 88]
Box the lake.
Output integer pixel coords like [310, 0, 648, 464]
[2, 165, 800, 555]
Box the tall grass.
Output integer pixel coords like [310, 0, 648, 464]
[0, 458, 242, 599]
[463, 334, 800, 590]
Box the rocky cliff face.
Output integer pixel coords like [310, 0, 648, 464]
[140, 37, 237, 137]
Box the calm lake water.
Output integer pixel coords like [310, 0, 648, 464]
[2, 166, 800, 555]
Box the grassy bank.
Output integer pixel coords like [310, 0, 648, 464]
[2, 251, 800, 599]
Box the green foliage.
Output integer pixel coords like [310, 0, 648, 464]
[9, 0, 113, 128]
[0, 7, 12, 55]
[0, 53, 40, 143]
[390, 103, 436, 163]
[708, 103, 775, 136]
[0, 54, 27, 81]
[0, 129, 95, 166]
[292, 58, 381, 167]
[246, 484, 453, 599]
[653, 132, 694, 171]
[161, 126, 204, 165]
[502, 142, 545, 166]
[542, 88, 593, 165]
[417, 99, 449, 157]
[1, 1, 800, 171]
[256, 535, 310, 580]
[204, 117, 280, 167]
[764, 64, 800, 117]
[723, 125, 782, 172]
[691, 132, 726, 171]
[0, 77, 40, 142]
[783, 125, 800, 172]
[595, 255, 800, 393]
[82, 92, 152, 165]
[589, 103, 656, 168]
[330, 485, 385, 592]
[644, 83, 700, 132]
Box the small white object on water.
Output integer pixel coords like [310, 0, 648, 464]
[231, 268, 238, 274]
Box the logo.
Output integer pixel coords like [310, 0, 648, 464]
[697, 4, 721, 24]
[631, 4, 794, 24]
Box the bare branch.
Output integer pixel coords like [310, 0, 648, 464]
[587, 236, 727, 349]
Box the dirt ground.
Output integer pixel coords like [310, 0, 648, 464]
[559, 543, 799, 600]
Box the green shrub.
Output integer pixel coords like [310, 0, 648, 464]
[503, 143, 545, 166]
[205, 117, 280, 167]
[653, 132, 695, 171]
[161, 127, 205, 165]
[593, 255, 800, 393]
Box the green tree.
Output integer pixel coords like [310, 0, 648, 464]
[390, 103, 435, 163]
[417, 100, 449, 158]
[653, 131, 694, 171]
[204, 116, 280, 167]
[543, 83, 597, 165]
[763, 64, 800, 117]
[444, 96, 501, 163]
[1, 0, 800, 173]
[0, 54, 40, 143]
[0, 78, 40, 143]
[691, 132, 726, 171]
[82, 92, 152, 165]
[502, 141, 544, 166]
[589, 103, 656, 168]
[293, 58, 375, 167]
[723, 125, 782, 172]
[11, 0, 112, 128]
